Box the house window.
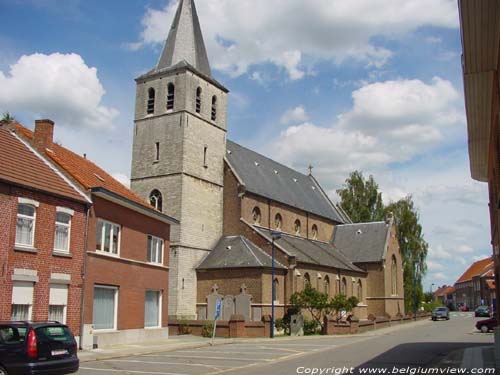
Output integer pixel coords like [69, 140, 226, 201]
[11, 281, 34, 320]
[274, 213, 282, 230]
[147, 88, 155, 114]
[16, 204, 36, 247]
[149, 190, 163, 212]
[211, 96, 217, 121]
[304, 272, 311, 289]
[155, 142, 160, 161]
[166, 83, 175, 110]
[93, 286, 118, 330]
[145, 290, 161, 328]
[96, 219, 120, 255]
[147, 235, 164, 264]
[311, 224, 318, 240]
[54, 210, 72, 253]
[341, 277, 347, 295]
[324, 276, 330, 296]
[196, 87, 202, 114]
[294, 219, 301, 235]
[49, 284, 68, 323]
[252, 206, 261, 225]
[273, 278, 279, 303]
[391, 255, 397, 295]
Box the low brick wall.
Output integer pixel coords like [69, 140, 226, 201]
[358, 313, 431, 333]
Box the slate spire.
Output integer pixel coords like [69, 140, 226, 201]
[156, 0, 212, 77]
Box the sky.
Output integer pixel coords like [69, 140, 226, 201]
[0, 0, 491, 292]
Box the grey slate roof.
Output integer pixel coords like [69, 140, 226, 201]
[331, 221, 390, 263]
[197, 236, 286, 270]
[226, 140, 345, 223]
[255, 227, 364, 273]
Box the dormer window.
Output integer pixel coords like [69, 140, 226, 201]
[211, 96, 217, 121]
[196, 87, 202, 114]
[167, 83, 175, 110]
[147, 88, 155, 114]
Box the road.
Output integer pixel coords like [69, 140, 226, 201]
[76, 312, 494, 375]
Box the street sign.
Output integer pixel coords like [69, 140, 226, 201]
[215, 299, 222, 320]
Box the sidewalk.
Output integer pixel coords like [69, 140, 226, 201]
[436, 345, 496, 370]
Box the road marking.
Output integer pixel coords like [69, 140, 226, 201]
[107, 359, 235, 370]
[79, 367, 190, 375]
[174, 349, 284, 356]
[142, 354, 270, 362]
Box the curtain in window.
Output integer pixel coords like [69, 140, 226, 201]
[16, 217, 33, 246]
[93, 287, 116, 330]
[54, 225, 69, 251]
[11, 305, 30, 320]
[145, 291, 160, 327]
[49, 305, 65, 322]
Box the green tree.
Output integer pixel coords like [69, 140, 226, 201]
[1, 112, 15, 123]
[330, 294, 359, 322]
[336, 170, 385, 223]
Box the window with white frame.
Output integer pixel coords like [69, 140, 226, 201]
[96, 219, 120, 255]
[147, 235, 164, 264]
[49, 284, 68, 323]
[54, 209, 73, 253]
[11, 281, 34, 320]
[16, 204, 36, 247]
[93, 286, 118, 330]
[144, 290, 161, 328]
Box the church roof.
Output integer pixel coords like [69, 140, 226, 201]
[197, 236, 286, 270]
[331, 221, 390, 263]
[226, 140, 346, 223]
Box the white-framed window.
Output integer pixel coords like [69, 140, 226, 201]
[93, 285, 118, 331]
[147, 235, 164, 264]
[144, 290, 162, 328]
[11, 281, 34, 320]
[96, 219, 121, 256]
[54, 208, 73, 253]
[16, 203, 37, 248]
[49, 284, 68, 323]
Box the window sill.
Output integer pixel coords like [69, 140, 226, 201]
[153, 160, 159, 164]
[144, 326, 162, 330]
[53, 250, 72, 258]
[14, 245, 38, 253]
[95, 250, 120, 258]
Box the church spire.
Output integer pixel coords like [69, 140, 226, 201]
[157, 0, 212, 78]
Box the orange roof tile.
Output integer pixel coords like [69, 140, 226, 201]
[456, 257, 494, 284]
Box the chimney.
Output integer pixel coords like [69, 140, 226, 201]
[34, 119, 54, 151]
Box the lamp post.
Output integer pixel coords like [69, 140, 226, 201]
[414, 260, 420, 321]
[270, 230, 282, 339]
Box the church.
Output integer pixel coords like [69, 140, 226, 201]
[130, 0, 405, 322]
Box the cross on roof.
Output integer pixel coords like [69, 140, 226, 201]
[211, 284, 219, 293]
[308, 164, 314, 176]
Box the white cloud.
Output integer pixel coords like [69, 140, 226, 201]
[111, 173, 131, 188]
[0, 53, 118, 130]
[280, 106, 309, 125]
[456, 245, 474, 254]
[427, 260, 445, 272]
[132, 0, 458, 80]
[430, 272, 447, 281]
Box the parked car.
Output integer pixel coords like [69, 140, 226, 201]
[475, 306, 491, 317]
[476, 317, 497, 333]
[459, 305, 470, 312]
[431, 307, 450, 321]
[0, 321, 79, 375]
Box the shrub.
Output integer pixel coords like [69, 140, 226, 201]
[179, 320, 191, 335]
[202, 322, 213, 338]
[303, 318, 320, 335]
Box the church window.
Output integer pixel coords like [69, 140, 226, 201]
[167, 83, 175, 110]
[155, 142, 160, 161]
[211, 96, 217, 121]
[324, 275, 330, 296]
[196, 87, 202, 114]
[391, 255, 397, 295]
[294, 219, 301, 235]
[357, 280, 363, 302]
[274, 213, 282, 230]
[304, 272, 311, 289]
[147, 88, 155, 114]
[341, 277, 347, 295]
[252, 206, 261, 225]
[149, 190, 163, 212]
[203, 146, 208, 168]
[311, 224, 318, 240]
[273, 278, 279, 303]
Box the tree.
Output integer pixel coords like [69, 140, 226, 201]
[330, 294, 359, 322]
[1, 112, 15, 123]
[336, 170, 385, 223]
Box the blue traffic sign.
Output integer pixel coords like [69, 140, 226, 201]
[215, 299, 222, 320]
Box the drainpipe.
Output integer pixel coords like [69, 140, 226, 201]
[79, 205, 91, 350]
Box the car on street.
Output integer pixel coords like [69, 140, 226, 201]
[431, 307, 450, 321]
[0, 321, 79, 375]
[475, 306, 491, 317]
[476, 317, 497, 333]
[459, 305, 470, 312]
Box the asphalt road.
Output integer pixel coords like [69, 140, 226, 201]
[76, 312, 494, 375]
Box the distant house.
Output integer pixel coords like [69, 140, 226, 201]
[9, 120, 178, 348]
[454, 257, 495, 309]
[433, 285, 455, 308]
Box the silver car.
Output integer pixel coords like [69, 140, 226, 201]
[432, 307, 450, 321]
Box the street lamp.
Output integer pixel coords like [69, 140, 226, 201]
[414, 260, 420, 321]
[270, 230, 282, 339]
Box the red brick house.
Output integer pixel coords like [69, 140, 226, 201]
[0, 122, 90, 339]
[10, 120, 178, 348]
[454, 257, 495, 310]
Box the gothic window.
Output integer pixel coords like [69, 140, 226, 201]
[155, 142, 160, 161]
[196, 87, 202, 114]
[147, 88, 155, 114]
[167, 83, 175, 110]
[304, 272, 311, 289]
[311, 224, 318, 240]
[391, 255, 397, 295]
[203, 146, 208, 168]
[357, 280, 363, 301]
[149, 190, 163, 212]
[274, 213, 282, 230]
[252, 206, 261, 225]
[341, 277, 347, 295]
[273, 278, 279, 302]
[211, 96, 217, 121]
[294, 219, 301, 235]
[324, 275, 330, 296]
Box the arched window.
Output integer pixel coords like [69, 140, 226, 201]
[252, 206, 261, 225]
[324, 275, 330, 296]
[294, 219, 301, 235]
[273, 278, 279, 302]
[391, 255, 397, 295]
[147, 88, 155, 114]
[211, 96, 217, 121]
[167, 83, 175, 110]
[311, 224, 318, 240]
[341, 277, 347, 295]
[149, 190, 163, 212]
[357, 280, 363, 301]
[195, 87, 202, 114]
[304, 272, 311, 289]
[274, 213, 282, 230]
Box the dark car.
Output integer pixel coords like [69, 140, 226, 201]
[475, 306, 491, 317]
[431, 307, 450, 321]
[0, 321, 79, 375]
[476, 317, 497, 333]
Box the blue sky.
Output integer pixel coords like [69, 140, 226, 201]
[0, 0, 491, 292]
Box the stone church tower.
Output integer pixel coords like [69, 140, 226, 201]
[131, 0, 228, 319]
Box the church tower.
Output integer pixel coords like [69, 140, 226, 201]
[131, 0, 228, 319]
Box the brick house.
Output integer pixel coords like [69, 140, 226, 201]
[433, 285, 456, 309]
[0, 123, 90, 339]
[454, 257, 495, 310]
[11, 120, 178, 348]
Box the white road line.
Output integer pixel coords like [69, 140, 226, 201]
[174, 350, 283, 356]
[79, 367, 190, 375]
[142, 354, 269, 362]
[108, 359, 235, 370]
